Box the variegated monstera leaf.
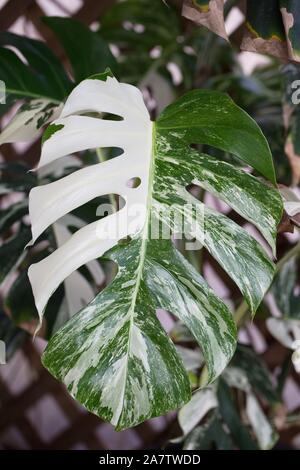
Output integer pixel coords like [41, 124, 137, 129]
[28, 71, 282, 430]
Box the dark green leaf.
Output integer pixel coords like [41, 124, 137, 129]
[157, 89, 277, 183]
[0, 32, 71, 101]
[217, 379, 258, 449]
[0, 311, 28, 360]
[43, 16, 118, 83]
[0, 226, 31, 284]
[0, 200, 28, 234]
[183, 412, 234, 450]
[232, 345, 280, 404]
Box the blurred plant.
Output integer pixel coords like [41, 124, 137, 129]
[183, 0, 300, 63]
[176, 345, 281, 450]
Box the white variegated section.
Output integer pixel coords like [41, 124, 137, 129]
[40, 214, 105, 334]
[292, 345, 300, 373]
[222, 366, 251, 392]
[176, 345, 203, 371]
[246, 393, 277, 449]
[178, 387, 218, 436]
[37, 78, 150, 168]
[53, 215, 105, 313]
[130, 324, 151, 373]
[31, 159, 120, 243]
[280, 186, 300, 216]
[267, 317, 300, 373]
[266, 317, 300, 349]
[0, 99, 62, 144]
[223, 366, 278, 449]
[100, 356, 128, 426]
[284, 201, 300, 216]
[28, 76, 153, 321]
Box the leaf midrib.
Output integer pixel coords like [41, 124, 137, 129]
[156, 122, 256, 133]
[116, 120, 155, 427]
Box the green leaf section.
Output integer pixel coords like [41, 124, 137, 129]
[157, 90, 277, 183]
[43, 86, 282, 430]
[272, 256, 300, 319]
[246, 0, 286, 41]
[0, 17, 116, 104]
[245, 1, 300, 61]
[42, 123, 64, 145]
[0, 201, 28, 234]
[0, 162, 36, 195]
[43, 238, 192, 430]
[0, 32, 72, 102]
[100, 0, 181, 83]
[101, 0, 180, 47]
[0, 226, 31, 284]
[42, 17, 118, 83]
[232, 346, 280, 404]
[43, 230, 236, 430]
[181, 345, 280, 449]
[280, 0, 300, 59]
[0, 311, 28, 361]
[184, 411, 234, 450]
[217, 379, 258, 449]
[5, 269, 64, 338]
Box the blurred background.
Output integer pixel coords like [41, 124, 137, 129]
[0, 0, 300, 450]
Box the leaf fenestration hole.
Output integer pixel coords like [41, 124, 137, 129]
[126, 177, 141, 188]
[186, 183, 202, 198]
[118, 235, 132, 246]
[100, 112, 124, 121]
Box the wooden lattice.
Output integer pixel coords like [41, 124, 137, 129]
[0, 339, 175, 449]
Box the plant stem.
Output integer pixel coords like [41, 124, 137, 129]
[233, 300, 249, 326]
[96, 148, 117, 212]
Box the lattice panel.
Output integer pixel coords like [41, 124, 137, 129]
[0, 339, 174, 450]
